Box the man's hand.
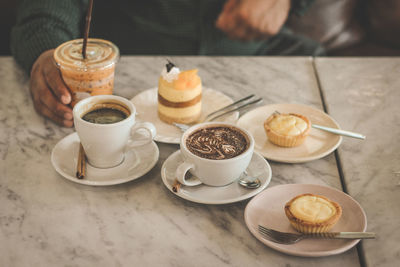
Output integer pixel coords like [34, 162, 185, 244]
[30, 49, 73, 127]
[216, 0, 291, 41]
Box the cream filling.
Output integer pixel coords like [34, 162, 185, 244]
[268, 115, 307, 136]
[158, 102, 201, 118]
[159, 83, 202, 102]
[161, 66, 180, 82]
[290, 195, 337, 223]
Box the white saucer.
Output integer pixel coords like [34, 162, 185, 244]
[51, 132, 159, 186]
[236, 103, 342, 163]
[161, 150, 272, 204]
[245, 184, 367, 257]
[131, 88, 238, 144]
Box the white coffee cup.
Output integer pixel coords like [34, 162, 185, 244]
[73, 95, 156, 168]
[176, 122, 254, 187]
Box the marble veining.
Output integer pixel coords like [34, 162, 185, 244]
[0, 56, 361, 266]
[316, 57, 400, 267]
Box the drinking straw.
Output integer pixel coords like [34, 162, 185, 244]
[82, 0, 94, 59]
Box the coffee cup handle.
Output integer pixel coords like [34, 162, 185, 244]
[126, 122, 156, 148]
[176, 162, 202, 186]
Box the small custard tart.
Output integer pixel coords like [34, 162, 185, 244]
[284, 193, 342, 233]
[264, 113, 311, 147]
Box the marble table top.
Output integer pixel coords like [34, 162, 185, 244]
[315, 57, 400, 267]
[1, 56, 395, 266]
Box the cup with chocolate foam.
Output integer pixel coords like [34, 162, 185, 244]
[54, 38, 119, 106]
[176, 122, 254, 187]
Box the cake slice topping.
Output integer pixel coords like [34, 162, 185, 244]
[166, 60, 175, 72]
[161, 62, 180, 83]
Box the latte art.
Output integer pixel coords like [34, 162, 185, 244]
[186, 126, 249, 160]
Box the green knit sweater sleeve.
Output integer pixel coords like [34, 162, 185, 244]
[291, 0, 315, 16]
[10, 0, 88, 74]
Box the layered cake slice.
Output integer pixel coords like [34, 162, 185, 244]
[158, 62, 202, 124]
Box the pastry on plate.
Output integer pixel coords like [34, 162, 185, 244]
[264, 113, 310, 147]
[284, 193, 342, 233]
[158, 61, 202, 124]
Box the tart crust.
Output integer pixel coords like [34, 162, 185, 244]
[284, 193, 342, 233]
[264, 113, 311, 147]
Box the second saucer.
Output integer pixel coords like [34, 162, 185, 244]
[161, 150, 272, 204]
[51, 132, 159, 186]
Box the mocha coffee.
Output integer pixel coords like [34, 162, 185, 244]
[186, 126, 249, 160]
[82, 102, 130, 124]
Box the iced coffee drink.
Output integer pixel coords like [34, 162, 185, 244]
[54, 38, 119, 106]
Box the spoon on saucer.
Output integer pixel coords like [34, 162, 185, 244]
[238, 174, 261, 189]
[172, 175, 261, 192]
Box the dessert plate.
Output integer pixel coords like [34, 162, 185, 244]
[51, 132, 159, 186]
[131, 88, 238, 144]
[244, 184, 367, 257]
[161, 150, 272, 204]
[236, 103, 342, 163]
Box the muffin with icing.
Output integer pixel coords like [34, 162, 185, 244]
[264, 113, 311, 147]
[158, 62, 202, 124]
[284, 193, 342, 233]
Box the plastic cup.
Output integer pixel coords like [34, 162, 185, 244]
[54, 38, 119, 106]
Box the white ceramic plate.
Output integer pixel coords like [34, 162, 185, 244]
[236, 103, 342, 163]
[244, 184, 367, 257]
[51, 132, 159, 186]
[131, 88, 238, 144]
[161, 150, 272, 204]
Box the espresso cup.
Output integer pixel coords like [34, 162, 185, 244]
[176, 122, 254, 187]
[73, 95, 156, 168]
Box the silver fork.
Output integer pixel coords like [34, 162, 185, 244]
[204, 94, 255, 122]
[173, 95, 263, 132]
[258, 225, 375, 244]
[205, 95, 262, 122]
[173, 122, 191, 132]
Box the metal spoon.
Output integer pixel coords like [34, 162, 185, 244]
[273, 111, 366, 140]
[238, 174, 261, 189]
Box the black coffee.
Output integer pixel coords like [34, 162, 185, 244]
[82, 107, 128, 124]
[186, 126, 249, 160]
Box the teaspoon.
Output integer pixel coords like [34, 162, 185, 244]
[238, 175, 261, 189]
[273, 110, 366, 140]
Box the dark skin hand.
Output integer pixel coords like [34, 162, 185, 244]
[216, 0, 291, 41]
[30, 49, 73, 127]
